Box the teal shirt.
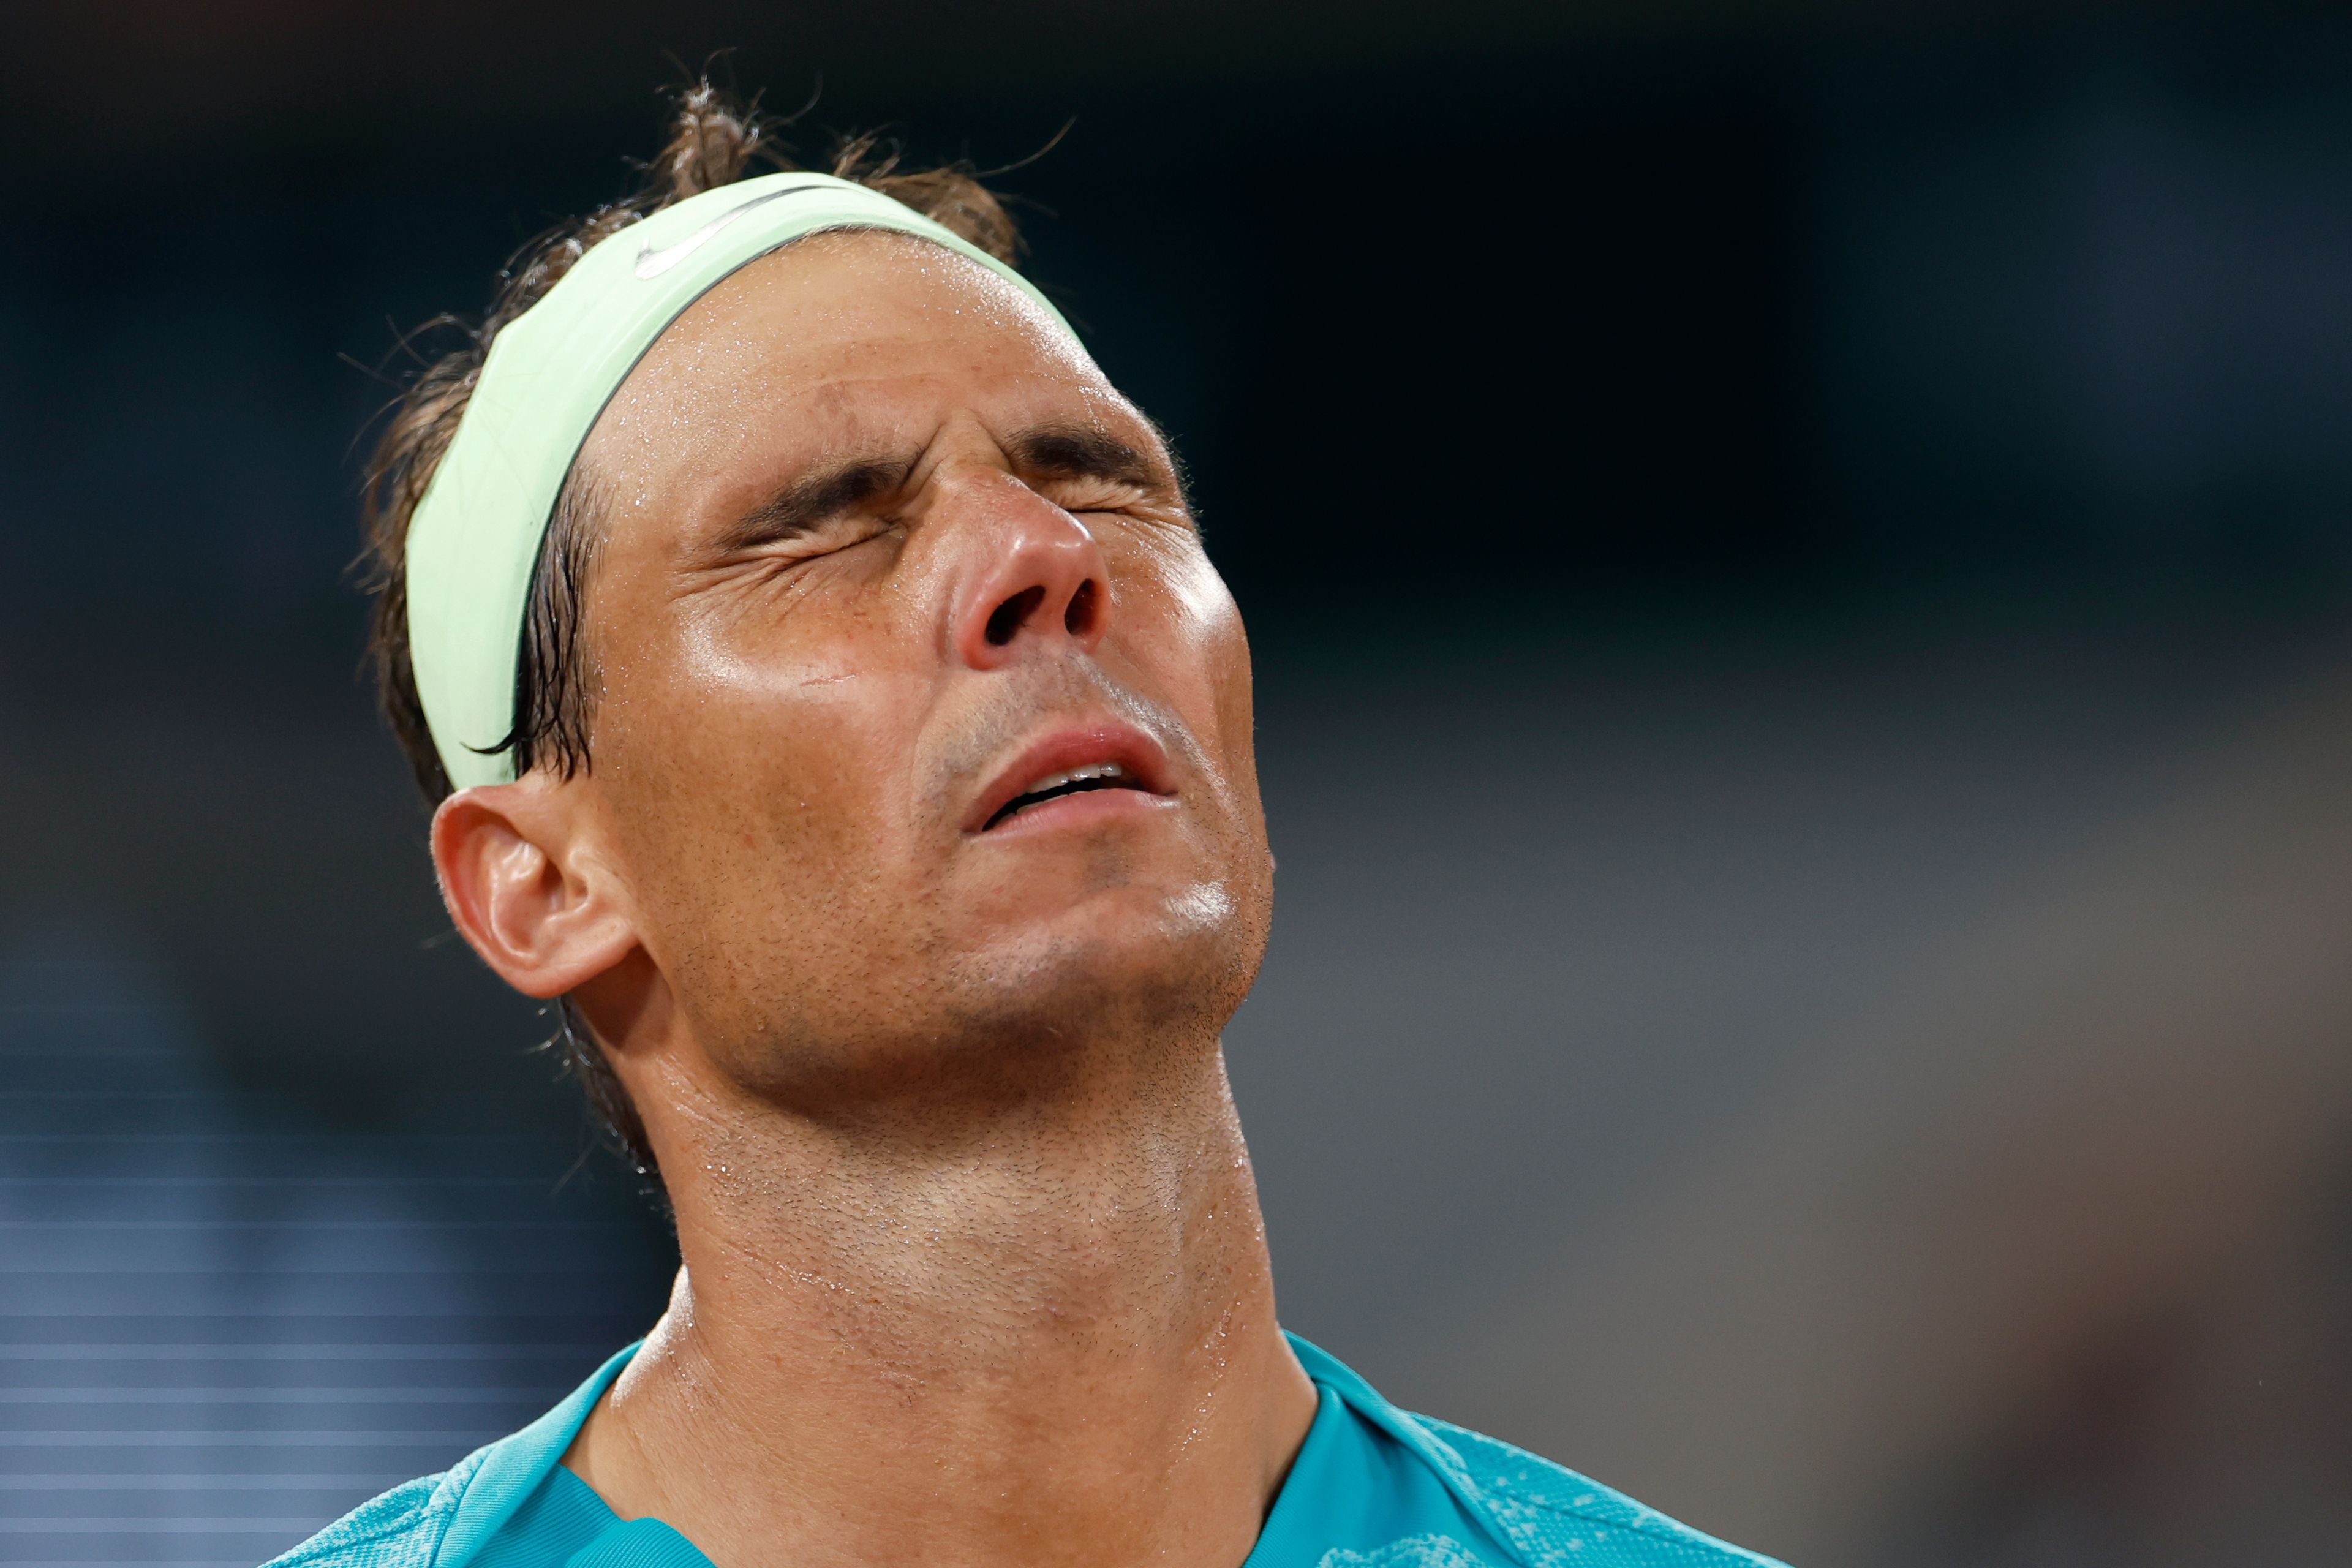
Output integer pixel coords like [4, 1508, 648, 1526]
[269, 1334, 1784, 1568]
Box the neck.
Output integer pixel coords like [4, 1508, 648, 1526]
[565, 1019, 1317, 1568]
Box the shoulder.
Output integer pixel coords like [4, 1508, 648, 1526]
[260, 1449, 491, 1568]
[1402, 1412, 1790, 1568]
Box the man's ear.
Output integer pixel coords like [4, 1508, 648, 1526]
[431, 775, 638, 1000]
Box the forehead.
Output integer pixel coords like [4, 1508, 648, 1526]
[579, 229, 1121, 480]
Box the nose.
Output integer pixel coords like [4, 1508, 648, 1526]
[949, 486, 1113, 671]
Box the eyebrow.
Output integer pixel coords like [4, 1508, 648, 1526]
[1007, 426, 1164, 492]
[710, 454, 914, 554]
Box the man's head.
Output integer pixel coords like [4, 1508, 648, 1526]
[364, 88, 1272, 1180]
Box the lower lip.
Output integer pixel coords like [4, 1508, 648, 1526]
[979, 787, 1175, 837]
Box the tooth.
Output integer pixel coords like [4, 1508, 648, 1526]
[1023, 761, 1126, 796]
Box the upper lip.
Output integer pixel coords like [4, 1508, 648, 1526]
[965, 722, 1176, 833]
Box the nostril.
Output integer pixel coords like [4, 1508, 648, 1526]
[984, 586, 1046, 647]
[1063, 580, 1099, 636]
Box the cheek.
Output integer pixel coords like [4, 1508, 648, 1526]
[1166, 529, 1238, 632]
[593, 601, 937, 913]
[1167, 548, 1257, 763]
[1119, 539, 1264, 845]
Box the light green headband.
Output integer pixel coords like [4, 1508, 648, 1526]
[405, 170, 1074, 790]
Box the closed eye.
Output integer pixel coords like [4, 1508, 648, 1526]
[734, 511, 897, 568]
[712, 456, 913, 556]
[1010, 426, 1188, 524]
[1038, 479, 1152, 518]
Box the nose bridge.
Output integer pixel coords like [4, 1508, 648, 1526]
[941, 463, 1112, 669]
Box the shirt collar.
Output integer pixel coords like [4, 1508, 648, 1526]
[432, 1332, 1452, 1568]
[437, 1342, 642, 1566]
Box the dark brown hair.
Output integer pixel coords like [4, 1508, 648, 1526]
[358, 81, 1027, 1187]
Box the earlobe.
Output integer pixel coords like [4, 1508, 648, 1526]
[431, 779, 639, 1000]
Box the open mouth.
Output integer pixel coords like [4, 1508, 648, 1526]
[968, 724, 1176, 835]
[983, 762, 1153, 830]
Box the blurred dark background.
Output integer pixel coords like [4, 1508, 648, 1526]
[5, 4, 2352, 1565]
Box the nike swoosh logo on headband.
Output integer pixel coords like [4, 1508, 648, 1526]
[633, 183, 831, 279]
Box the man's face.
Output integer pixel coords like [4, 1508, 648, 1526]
[567, 231, 1271, 1101]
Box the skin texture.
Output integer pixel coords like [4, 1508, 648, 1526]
[430, 230, 1316, 1568]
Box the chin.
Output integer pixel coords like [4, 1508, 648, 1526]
[703, 869, 1271, 1107]
[1020, 876, 1250, 970]
[940, 881, 1265, 1045]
